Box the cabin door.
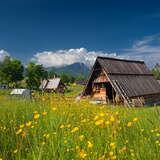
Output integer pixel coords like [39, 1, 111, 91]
[105, 82, 115, 102]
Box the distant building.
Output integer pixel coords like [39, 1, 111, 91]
[10, 89, 31, 98]
[0, 84, 8, 89]
[82, 56, 160, 107]
[40, 78, 66, 93]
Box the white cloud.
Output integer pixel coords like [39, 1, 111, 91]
[124, 34, 160, 68]
[32, 48, 117, 68]
[0, 49, 10, 61]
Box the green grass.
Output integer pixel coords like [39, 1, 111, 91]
[0, 86, 159, 160]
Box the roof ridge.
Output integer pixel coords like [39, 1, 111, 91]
[97, 56, 144, 63]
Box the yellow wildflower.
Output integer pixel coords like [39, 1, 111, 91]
[26, 121, 32, 127]
[64, 140, 67, 144]
[87, 141, 93, 148]
[52, 107, 57, 111]
[67, 124, 71, 128]
[95, 119, 104, 126]
[127, 122, 132, 127]
[79, 135, 85, 141]
[16, 128, 22, 135]
[115, 111, 119, 115]
[109, 151, 114, 156]
[60, 124, 65, 129]
[99, 112, 105, 117]
[105, 121, 110, 125]
[34, 113, 40, 120]
[71, 127, 79, 133]
[31, 125, 34, 129]
[94, 115, 99, 121]
[125, 140, 129, 144]
[110, 116, 115, 122]
[110, 142, 116, 149]
[133, 117, 138, 122]
[20, 124, 24, 128]
[42, 111, 47, 116]
[13, 149, 18, 154]
[79, 149, 87, 159]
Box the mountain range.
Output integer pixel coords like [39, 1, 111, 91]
[47, 62, 90, 77]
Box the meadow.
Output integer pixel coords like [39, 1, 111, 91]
[0, 85, 159, 160]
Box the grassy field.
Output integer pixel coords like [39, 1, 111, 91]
[0, 85, 160, 160]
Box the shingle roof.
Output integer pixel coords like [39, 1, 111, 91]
[83, 56, 160, 98]
[40, 78, 61, 90]
[97, 56, 151, 75]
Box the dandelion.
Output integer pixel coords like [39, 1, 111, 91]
[26, 121, 32, 127]
[109, 151, 114, 156]
[16, 128, 22, 135]
[34, 113, 40, 120]
[20, 124, 24, 128]
[13, 149, 18, 154]
[133, 117, 138, 122]
[127, 122, 132, 127]
[71, 127, 79, 133]
[79, 149, 87, 159]
[95, 119, 104, 126]
[60, 124, 65, 129]
[64, 140, 67, 144]
[42, 111, 47, 116]
[31, 125, 34, 129]
[105, 121, 110, 125]
[94, 115, 99, 121]
[125, 140, 129, 144]
[110, 116, 115, 122]
[79, 135, 84, 141]
[115, 111, 119, 115]
[67, 124, 71, 128]
[52, 107, 57, 111]
[87, 141, 93, 148]
[110, 142, 116, 149]
[99, 112, 105, 117]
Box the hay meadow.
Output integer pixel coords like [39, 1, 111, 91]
[0, 85, 159, 160]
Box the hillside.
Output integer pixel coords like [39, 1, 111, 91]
[48, 62, 90, 77]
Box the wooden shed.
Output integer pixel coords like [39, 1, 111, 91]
[82, 56, 160, 106]
[40, 78, 66, 93]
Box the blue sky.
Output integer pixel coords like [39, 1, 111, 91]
[0, 0, 160, 67]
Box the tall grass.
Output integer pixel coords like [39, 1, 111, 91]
[0, 88, 159, 160]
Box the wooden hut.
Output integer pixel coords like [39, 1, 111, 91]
[40, 78, 66, 93]
[82, 56, 160, 106]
